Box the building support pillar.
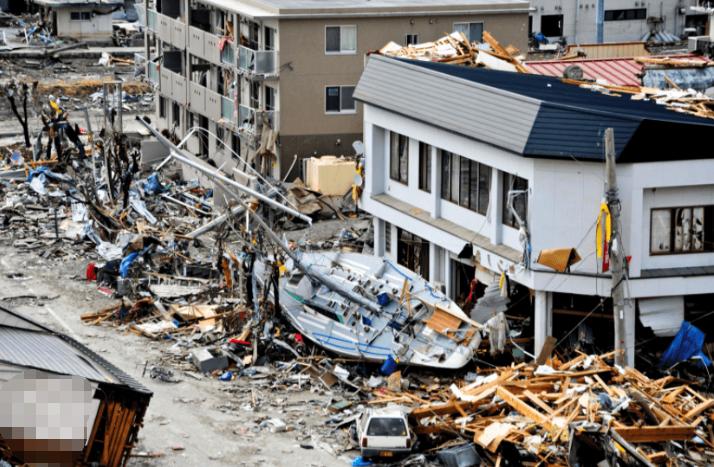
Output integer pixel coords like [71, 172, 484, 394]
[428, 242, 439, 284]
[373, 217, 385, 258]
[489, 168, 502, 245]
[534, 290, 553, 357]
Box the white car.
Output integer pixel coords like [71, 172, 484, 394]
[357, 407, 415, 461]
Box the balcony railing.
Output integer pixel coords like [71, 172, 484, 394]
[147, 9, 157, 32]
[147, 61, 159, 86]
[221, 96, 235, 124]
[238, 104, 277, 135]
[220, 42, 235, 66]
[238, 46, 279, 77]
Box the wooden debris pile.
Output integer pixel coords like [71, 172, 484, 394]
[378, 31, 528, 73]
[370, 352, 714, 465]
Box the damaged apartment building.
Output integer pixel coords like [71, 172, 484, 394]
[354, 55, 714, 366]
[142, 0, 529, 179]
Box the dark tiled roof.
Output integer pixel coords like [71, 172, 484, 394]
[397, 59, 714, 162]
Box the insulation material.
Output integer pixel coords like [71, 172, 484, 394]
[639, 296, 684, 337]
[305, 156, 356, 196]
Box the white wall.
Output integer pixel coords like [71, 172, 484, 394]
[530, 0, 697, 43]
[56, 8, 113, 40]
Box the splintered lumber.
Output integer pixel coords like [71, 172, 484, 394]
[376, 352, 714, 465]
[614, 425, 696, 443]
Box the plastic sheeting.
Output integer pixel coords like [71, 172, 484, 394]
[643, 67, 714, 92]
[659, 321, 711, 369]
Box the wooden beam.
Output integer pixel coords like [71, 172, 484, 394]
[614, 425, 696, 443]
[496, 386, 554, 431]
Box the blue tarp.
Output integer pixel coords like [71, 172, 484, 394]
[119, 252, 139, 278]
[659, 321, 711, 369]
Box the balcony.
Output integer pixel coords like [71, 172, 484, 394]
[238, 104, 277, 135]
[188, 26, 222, 65]
[220, 43, 235, 67]
[238, 46, 279, 78]
[147, 61, 159, 86]
[156, 12, 185, 50]
[146, 9, 157, 32]
[159, 68, 186, 105]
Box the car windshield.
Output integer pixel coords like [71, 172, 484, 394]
[366, 417, 407, 436]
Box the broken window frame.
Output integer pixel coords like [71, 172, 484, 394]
[540, 14, 564, 36]
[389, 132, 409, 185]
[453, 22, 484, 42]
[324, 85, 356, 114]
[649, 205, 714, 255]
[418, 142, 431, 193]
[502, 172, 528, 229]
[325, 25, 357, 54]
[405, 34, 419, 45]
[440, 150, 490, 215]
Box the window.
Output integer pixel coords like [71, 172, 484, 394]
[418, 142, 431, 193]
[325, 86, 355, 113]
[453, 22, 483, 42]
[70, 11, 91, 21]
[502, 173, 528, 228]
[325, 25, 357, 54]
[650, 206, 714, 255]
[172, 101, 180, 127]
[367, 417, 407, 437]
[605, 9, 647, 21]
[264, 26, 276, 50]
[265, 86, 276, 111]
[159, 96, 166, 118]
[250, 81, 260, 109]
[406, 34, 419, 45]
[216, 125, 224, 143]
[389, 132, 408, 184]
[440, 150, 490, 215]
[385, 221, 391, 252]
[231, 132, 240, 159]
[540, 14, 564, 36]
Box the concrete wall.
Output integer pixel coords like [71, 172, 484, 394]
[55, 8, 114, 40]
[277, 13, 529, 140]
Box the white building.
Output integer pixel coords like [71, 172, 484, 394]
[354, 55, 714, 365]
[529, 0, 707, 44]
[30, 0, 122, 42]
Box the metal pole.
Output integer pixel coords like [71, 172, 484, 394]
[135, 116, 312, 224]
[604, 128, 627, 367]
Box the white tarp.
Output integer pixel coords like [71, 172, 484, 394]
[639, 296, 684, 337]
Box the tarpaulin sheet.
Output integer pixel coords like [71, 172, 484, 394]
[659, 321, 711, 369]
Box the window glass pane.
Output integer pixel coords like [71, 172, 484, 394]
[71, 12, 80, 20]
[453, 23, 468, 37]
[651, 209, 672, 253]
[674, 207, 692, 252]
[450, 153, 459, 203]
[82, 12, 91, 20]
[477, 163, 491, 215]
[398, 135, 408, 183]
[406, 34, 418, 45]
[326, 27, 340, 52]
[459, 158, 470, 208]
[340, 86, 355, 110]
[469, 23, 484, 42]
[341, 26, 357, 52]
[418, 142, 430, 192]
[441, 151, 450, 200]
[692, 207, 705, 251]
[325, 86, 340, 112]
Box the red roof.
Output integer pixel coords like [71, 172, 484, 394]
[525, 57, 644, 86]
[525, 55, 711, 87]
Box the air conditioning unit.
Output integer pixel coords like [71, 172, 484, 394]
[688, 35, 712, 54]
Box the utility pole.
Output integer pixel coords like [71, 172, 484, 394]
[604, 128, 628, 366]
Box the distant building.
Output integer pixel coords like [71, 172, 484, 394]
[355, 55, 714, 366]
[142, 0, 529, 179]
[29, 0, 123, 42]
[529, 0, 708, 44]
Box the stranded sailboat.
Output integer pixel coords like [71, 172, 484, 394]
[255, 251, 483, 369]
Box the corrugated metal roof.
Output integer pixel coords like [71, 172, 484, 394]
[525, 58, 644, 87]
[355, 56, 714, 162]
[353, 54, 541, 154]
[0, 307, 151, 395]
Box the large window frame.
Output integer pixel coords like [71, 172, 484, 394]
[440, 150, 491, 215]
[389, 132, 409, 185]
[325, 25, 357, 55]
[650, 205, 714, 255]
[453, 22, 484, 42]
[70, 11, 91, 21]
[502, 172, 528, 228]
[604, 8, 647, 21]
[325, 85, 356, 114]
